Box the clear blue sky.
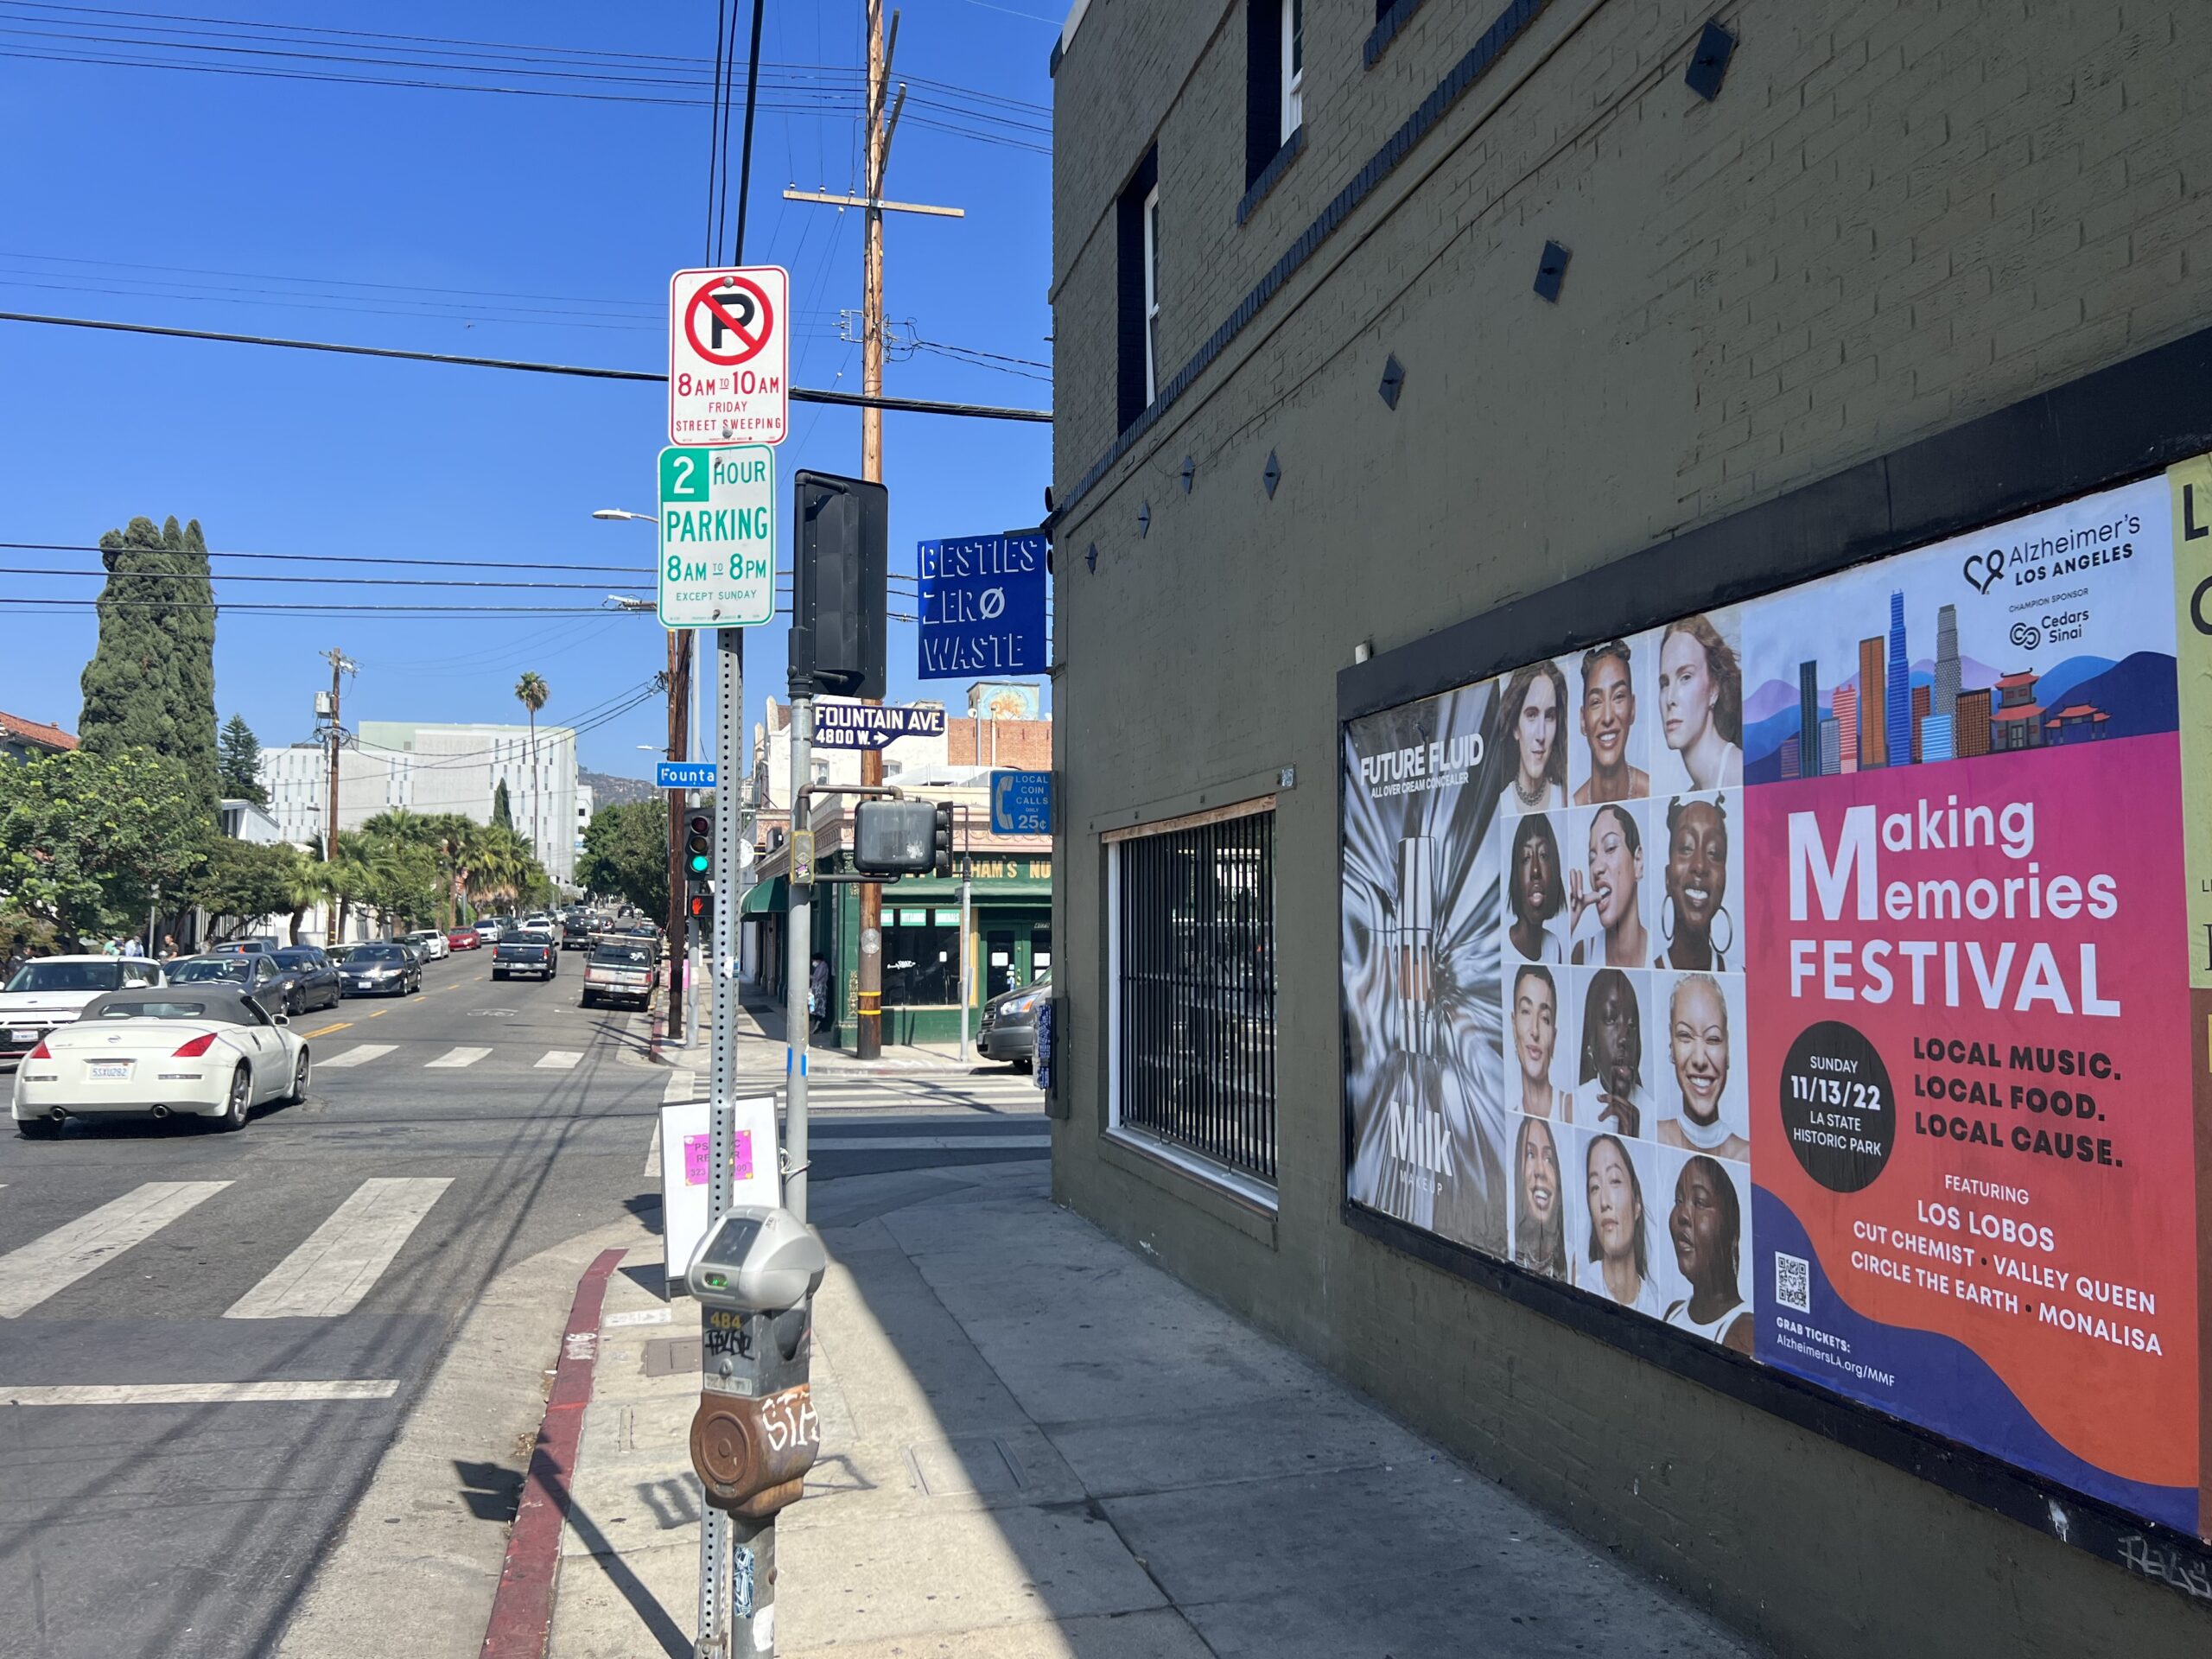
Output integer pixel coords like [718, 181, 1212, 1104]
[0, 1, 1056, 784]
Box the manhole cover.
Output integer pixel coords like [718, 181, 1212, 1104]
[642, 1336, 702, 1377]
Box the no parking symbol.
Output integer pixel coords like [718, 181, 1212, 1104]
[668, 264, 789, 446]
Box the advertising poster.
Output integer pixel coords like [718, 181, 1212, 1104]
[1342, 463, 2210, 1541]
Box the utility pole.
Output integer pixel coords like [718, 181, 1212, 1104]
[785, 3, 962, 1058]
[319, 646, 356, 864]
[665, 628, 692, 1046]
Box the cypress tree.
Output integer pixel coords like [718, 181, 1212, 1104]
[218, 714, 267, 804]
[79, 515, 219, 820]
[493, 779, 514, 832]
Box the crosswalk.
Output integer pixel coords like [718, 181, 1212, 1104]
[0, 1178, 452, 1320]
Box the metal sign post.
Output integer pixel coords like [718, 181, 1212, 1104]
[784, 690, 814, 1228]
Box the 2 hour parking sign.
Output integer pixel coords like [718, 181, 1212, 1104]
[668, 265, 789, 446]
[658, 446, 775, 629]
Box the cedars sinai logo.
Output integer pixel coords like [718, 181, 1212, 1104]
[2010, 619, 2044, 651]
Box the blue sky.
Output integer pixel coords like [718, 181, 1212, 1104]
[0, 1, 1056, 783]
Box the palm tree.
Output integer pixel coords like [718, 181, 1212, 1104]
[513, 671, 550, 865]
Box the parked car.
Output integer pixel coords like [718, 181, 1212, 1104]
[168, 952, 291, 1011]
[392, 937, 429, 969]
[580, 939, 654, 1010]
[269, 946, 341, 1014]
[12, 984, 309, 1137]
[205, 938, 281, 957]
[0, 956, 163, 1069]
[403, 928, 450, 962]
[977, 974, 1051, 1072]
[336, 943, 420, 996]
[473, 919, 506, 945]
[493, 932, 558, 982]
[448, 925, 483, 951]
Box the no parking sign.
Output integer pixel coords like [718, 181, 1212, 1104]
[667, 265, 789, 446]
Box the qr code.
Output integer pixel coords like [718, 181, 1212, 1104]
[1775, 1252, 1812, 1313]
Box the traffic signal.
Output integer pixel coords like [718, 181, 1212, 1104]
[684, 810, 714, 880]
[687, 890, 713, 927]
[931, 800, 955, 877]
[790, 470, 888, 697]
[851, 799, 936, 876]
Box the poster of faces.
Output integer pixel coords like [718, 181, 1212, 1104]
[1345, 614, 1755, 1355]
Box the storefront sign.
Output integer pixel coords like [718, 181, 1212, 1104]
[917, 532, 1047, 679]
[1341, 463, 2209, 1540]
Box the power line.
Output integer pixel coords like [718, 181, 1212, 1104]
[0, 565, 649, 590]
[0, 595, 647, 614]
[0, 541, 653, 575]
[0, 310, 1054, 421]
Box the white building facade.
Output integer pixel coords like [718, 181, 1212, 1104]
[257, 721, 580, 888]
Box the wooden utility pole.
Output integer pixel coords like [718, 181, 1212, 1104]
[786, 3, 963, 1058]
[320, 646, 355, 864]
[664, 628, 691, 1042]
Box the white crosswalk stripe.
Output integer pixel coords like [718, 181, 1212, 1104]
[318, 1044, 396, 1069]
[535, 1050, 582, 1070]
[423, 1046, 491, 1069]
[663, 1069, 696, 1103]
[0, 1181, 231, 1318]
[226, 1179, 453, 1319]
[3, 1380, 400, 1406]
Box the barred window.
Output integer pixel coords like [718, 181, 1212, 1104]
[1110, 804, 1278, 1188]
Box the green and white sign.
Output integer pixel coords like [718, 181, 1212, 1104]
[658, 444, 775, 628]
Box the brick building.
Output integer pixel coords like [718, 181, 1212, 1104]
[1046, 3, 2212, 1656]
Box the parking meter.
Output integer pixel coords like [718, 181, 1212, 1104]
[686, 1206, 828, 1520]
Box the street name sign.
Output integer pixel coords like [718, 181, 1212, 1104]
[917, 532, 1047, 680]
[658, 445, 775, 629]
[668, 265, 789, 446]
[813, 702, 948, 750]
[658, 762, 717, 790]
[990, 770, 1052, 834]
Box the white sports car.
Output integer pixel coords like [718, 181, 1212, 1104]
[11, 985, 310, 1137]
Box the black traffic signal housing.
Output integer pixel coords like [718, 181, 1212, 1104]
[683, 808, 714, 930]
[851, 799, 936, 877]
[790, 470, 888, 698]
[931, 800, 955, 877]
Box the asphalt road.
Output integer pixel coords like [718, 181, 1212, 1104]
[0, 950, 1044, 1659]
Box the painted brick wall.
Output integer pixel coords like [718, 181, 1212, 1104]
[1049, 0, 2212, 1652]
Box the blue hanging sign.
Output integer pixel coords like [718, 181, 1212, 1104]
[917, 533, 1047, 681]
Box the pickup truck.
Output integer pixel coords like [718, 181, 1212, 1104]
[492, 932, 558, 982]
[580, 940, 656, 1010]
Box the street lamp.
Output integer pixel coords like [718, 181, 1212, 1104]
[605, 594, 655, 612]
[597, 506, 700, 1047]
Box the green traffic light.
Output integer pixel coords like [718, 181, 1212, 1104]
[689, 853, 711, 873]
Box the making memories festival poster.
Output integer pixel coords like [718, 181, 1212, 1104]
[1340, 457, 2212, 1541]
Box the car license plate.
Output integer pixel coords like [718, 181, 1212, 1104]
[7, 1029, 35, 1045]
[89, 1061, 133, 1081]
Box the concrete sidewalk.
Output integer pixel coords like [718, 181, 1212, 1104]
[544, 1161, 1766, 1659]
[734, 995, 994, 1073]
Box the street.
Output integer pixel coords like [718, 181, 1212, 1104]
[0, 954, 1043, 1659]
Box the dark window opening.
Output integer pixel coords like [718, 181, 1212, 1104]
[1116, 810, 1278, 1185]
[1115, 147, 1160, 432]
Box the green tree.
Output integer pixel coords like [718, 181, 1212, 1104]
[188, 838, 303, 938]
[514, 671, 549, 855]
[578, 800, 670, 922]
[492, 779, 514, 833]
[0, 749, 208, 949]
[79, 515, 219, 821]
[216, 714, 268, 805]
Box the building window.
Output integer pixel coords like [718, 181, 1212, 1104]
[1142, 183, 1161, 404]
[882, 914, 960, 1006]
[1115, 147, 1160, 431]
[1109, 803, 1278, 1192]
[1245, 0, 1303, 187]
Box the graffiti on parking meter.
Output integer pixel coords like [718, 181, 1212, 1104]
[1342, 461, 2212, 1541]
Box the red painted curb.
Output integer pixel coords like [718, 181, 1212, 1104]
[480, 1246, 626, 1659]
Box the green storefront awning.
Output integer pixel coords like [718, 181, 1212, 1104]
[741, 877, 785, 915]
